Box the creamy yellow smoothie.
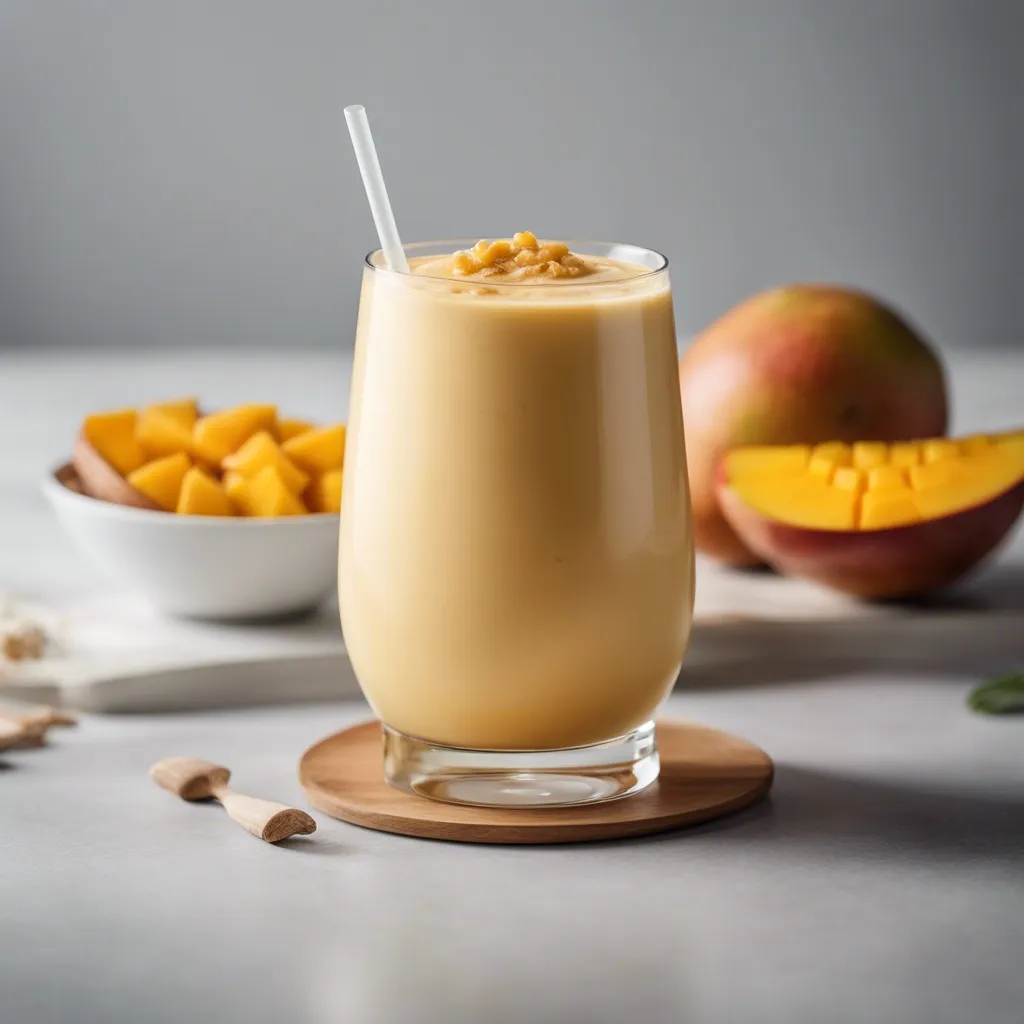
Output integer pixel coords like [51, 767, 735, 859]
[340, 234, 693, 751]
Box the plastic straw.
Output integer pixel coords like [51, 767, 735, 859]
[344, 105, 409, 273]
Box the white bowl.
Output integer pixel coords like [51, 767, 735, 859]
[43, 464, 340, 619]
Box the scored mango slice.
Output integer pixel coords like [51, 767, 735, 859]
[724, 430, 1024, 532]
[176, 467, 234, 516]
[221, 431, 309, 496]
[82, 409, 147, 476]
[282, 424, 346, 474]
[193, 404, 277, 465]
[127, 452, 192, 512]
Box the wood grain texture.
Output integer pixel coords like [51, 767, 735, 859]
[299, 719, 773, 844]
[150, 757, 317, 843]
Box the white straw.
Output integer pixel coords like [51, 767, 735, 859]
[344, 105, 409, 273]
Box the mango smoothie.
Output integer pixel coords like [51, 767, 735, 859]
[340, 234, 693, 761]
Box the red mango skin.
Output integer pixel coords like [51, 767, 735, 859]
[717, 479, 1024, 600]
[680, 285, 948, 567]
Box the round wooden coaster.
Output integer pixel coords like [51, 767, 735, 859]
[299, 719, 773, 844]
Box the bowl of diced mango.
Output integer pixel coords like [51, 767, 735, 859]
[43, 399, 346, 619]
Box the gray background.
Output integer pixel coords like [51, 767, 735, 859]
[1, 0, 1021, 351]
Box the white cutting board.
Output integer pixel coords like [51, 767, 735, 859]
[2, 558, 1021, 712]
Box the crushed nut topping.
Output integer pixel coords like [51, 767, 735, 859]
[450, 232, 594, 281]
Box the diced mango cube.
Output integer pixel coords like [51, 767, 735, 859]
[810, 442, 852, 467]
[82, 409, 147, 476]
[808, 454, 835, 483]
[910, 459, 963, 491]
[127, 453, 191, 511]
[832, 466, 865, 495]
[282, 424, 347, 474]
[222, 471, 253, 515]
[148, 398, 199, 428]
[274, 418, 315, 443]
[137, 408, 194, 459]
[305, 469, 343, 514]
[245, 466, 307, 517]
[176, 467, 235, 516]
[852, 443, 888, 470]
[889, 443, 921, 468]
[860, 490, 921, 530]
[221, 431, 309, 495]
[193, 404, 277, 464]
[923, 439, 959, 464]
[867, 466, 907, 491]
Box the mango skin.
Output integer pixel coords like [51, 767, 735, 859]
[680, 285, 948, 567]
[717, 478, 1023, 599]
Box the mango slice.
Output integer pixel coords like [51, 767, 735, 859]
[724, 430, 1024, 532]
[193, 404, 277, 465]
[719, 429, 1024, 598]
[137, 408, 195, 459]
[305, 469, 343, 514]
[282, 424, 346, 474]
[127, 452, 191, 512]
[177, 467, 234, 516]
[221, 431, 309, 496]
[275, 418, 315, 443]
[243, 466, 307, 517]
[82, 409, 147, 476]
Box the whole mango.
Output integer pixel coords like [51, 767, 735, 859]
[679, 285, 949, 566]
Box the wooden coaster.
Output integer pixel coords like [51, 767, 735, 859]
[299, 719, 773, 844]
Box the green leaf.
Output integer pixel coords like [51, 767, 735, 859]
[968, 673, 1024, 715]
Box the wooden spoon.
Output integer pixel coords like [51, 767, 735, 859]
[71, 435, 158, 510]
[150, 757, 317, 843]
[0, 717, 26, 751]
[0, 706, 77, 750]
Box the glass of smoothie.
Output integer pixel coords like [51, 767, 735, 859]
[340, 232, 694, 807]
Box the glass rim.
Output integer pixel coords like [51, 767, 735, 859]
[364, 238, 669, 287]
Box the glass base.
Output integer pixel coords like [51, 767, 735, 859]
[382, 721, 659, 808]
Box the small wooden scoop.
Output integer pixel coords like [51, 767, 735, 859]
[150, 757, 317, 843]
[0, 706, 77, 750]
[71, 436, 158, 509]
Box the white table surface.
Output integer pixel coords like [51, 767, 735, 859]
[1, 349, 1023, 1024]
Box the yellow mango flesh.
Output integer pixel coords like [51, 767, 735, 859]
[275, 418, 315, 443]
[282, 424, 346, 474]
[83, 409, 147, 476]
[137, 408, 195, 459]
[148, 398, 198, 428]
[127, 452, 191, 512]
[243, 466, 307, 517]
[193, 404, 277, 464]
[725, 431, 1024, 532]
[176, 467, 234, 516]
[305, 469, 343, 514]
[221, 431, 309, 495]
[222, 471, 253, 515]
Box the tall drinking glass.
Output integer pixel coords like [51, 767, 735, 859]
[340, 240, 694, 807]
